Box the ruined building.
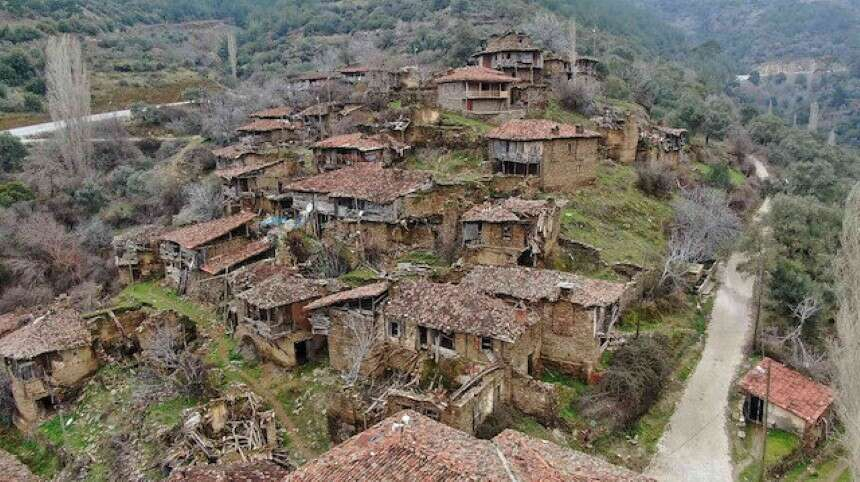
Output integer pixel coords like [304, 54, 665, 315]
[434, 66, 519, 116]
[287, 410, 653, 481]
[462, 265, 628, 380]
[312, 133, 410, 171]
[591, 108, 641, 165]
[0, 309, 97, 428]
[471, 32, 545, 84]
[544, 52, 573, 80]
[214, 156, 298, 214]
[112, 224, 167, 285]
[159, 211, 258, 290]
[236, 119, 300, 145]
[461, 197, 561, 267]
[486, 119, 602, 190]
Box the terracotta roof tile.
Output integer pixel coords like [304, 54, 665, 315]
[0, 309, 90, 360]
[478, 32, 541, 54]
[312, 133, 406, 152]
[236, 271, 326, 310]
[200, 239, 273, 275]
[0, 448, 40, 482]
[167, 462, 289, 481]
[162, 212, 257, 250]
[494, 429, 654, 481]
[285, 164, 432, 204]
[486, 119, 601, 141]
[211, 144, 258, 160]
[214, 159, 284, 180]
[304, 282, 389, 311]
[237, 119, 297, 133]
[738, 357, 834, 425]
[462, 265, 626, 307]
[435, 66, 518, 84]
[385, 280, 538, 343]
[461, 198, 553, 223]
[112, 224, 169, 246]
[298, 102, 338, 117]
[249, 106, 293, 119]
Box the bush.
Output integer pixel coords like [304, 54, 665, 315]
[0, 132, 27, 171]
[553, 78, 601, 115]
[0, 181, 34, 207]
[704, 162, 733, 190]
[635, 162, 676, 198]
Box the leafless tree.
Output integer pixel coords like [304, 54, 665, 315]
[832, 183, 860, 476]
[226, 31, 238, 80]
[341, 313, 378, 386]
[552, 77, 602, 115]
[780, 296, 825, 370]
[45, 34, 92, 178]
[658, 188, 742, 290]
[520, 12, 571, 55]
[174, 179, 222, 226]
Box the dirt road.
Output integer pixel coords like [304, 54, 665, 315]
[646, 159, 770, 481]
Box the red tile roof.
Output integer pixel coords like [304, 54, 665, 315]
[0, 309, 90, 360]
[167, 462, 289, 481]
[298, 102, 338, 117]
[214, 159, 284, 180]
[486, 119, 601, 141]
[313, 133, 397, 152]
[304, 282, 389, 311]
[286, 411, 648, 481]
[211, 144, 258, 160]
[738, 358, 834, 425]
[200, 239, 273, 275]
[162, 212, 257, 250]
[435, 66, 518, 84]
[285, 164, 432, 204]
[249, 106, 293, 119]
[236, 271, 326, 310]
[461, 198, 553, 223]
[385, 280, 538, 343]
[494, 429, 654, 481]
[237, 119, 297, 133]
[462, 265, 627, 307]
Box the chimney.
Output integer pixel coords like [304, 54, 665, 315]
[551, 125, 560, 135]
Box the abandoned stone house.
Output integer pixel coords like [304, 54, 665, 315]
[236, 119, 300, 145]
[286, 410, 653, 481]
[214, 157, 297, 214]
[486, 119, 602, 190]
[434, 66, 519, 115]
[739, 357, 834, 446]
[199, 238, 273, 278]
[296, 102, 343, 137]
[462, 265, 627, 380]
[282, 164, 436, 249]
[233, 270, 329, 368]
[112, 224, 167, 285]
[0, 309, 97, 428]
[285, 71, 343, 91]
[472, 32, 545, 84]
[461, 197, 561, 267]
[159, 211, 258, 289]
[544, 52, 573, 80]
[249, 106, 293, 120]
[338, 65, 400, 90]
[592, 108, 641, 165]
[575, 56, 601, 78]
[639, 125, 689, 164]
[302, 281, 390, 374]
[312, 132, 410, 171]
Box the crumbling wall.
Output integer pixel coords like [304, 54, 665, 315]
[500, 323, 541, 376]
[540, 301, 600, 379]
[50, 347, 98, 387]
[542, 137, 600, 191]
[510, 371, 558, 423]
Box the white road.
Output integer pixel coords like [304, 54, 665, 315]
[646, 159, 770, 481]
[2, 102, 190, 139]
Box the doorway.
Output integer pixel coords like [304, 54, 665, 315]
[294, 340, 309, 365]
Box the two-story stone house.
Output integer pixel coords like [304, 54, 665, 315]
[312, 133, 410, 172]
[434, 67, 518, 115]
[471, 32, 545, 84]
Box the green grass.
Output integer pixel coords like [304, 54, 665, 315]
[0, 427, 62, 478]
[116, 281, 215, 326]
[784, 457, 853, 481]
[740, 429, 802, 482]
[143, 396, 199, 429]
[541, 369, 588, 424]
[396, 250, 444, 266]
[560, 163, 673, 268]
[339, 266, 380, 287]
[694, 162, 746, 188]
[541, 100, 592, 125]
[439, 111, 494, 133]
[404, 148, 485, 182]
[275, 361, 339, 454]
[388, 100, 402, 109]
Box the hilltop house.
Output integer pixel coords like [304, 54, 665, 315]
[112, 224, 167, 285]
[0, 308, 97, 428]
[434, 66, 519, 116]
[214, 157, 297, 214]
[159, 211, 258, 289]
[249, 106, 293, 120]
[338, 65, 399, 90]
[287, 410, 653, 481]
[472, 32, 545, 84]
[312, 133, 410, 171]
[461, 197, 561, 267]
[486, 119, 602, 190]
[575, 56, 601, 78]
[282, 164, 435, 248]
[544, 52, 573, 80]
[639, 125, 689, 165]
[739, 358, 834, 446]
[236, 119, 299, 145]
[462, 265, 628, 380]
[234, 271, 328, 368]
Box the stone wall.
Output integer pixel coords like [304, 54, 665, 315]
[539, 301, 601, 379]
[437, 83, 466, 111]
[510, 370, 558, 423]
[50, 347, 98, 387]
[542, 137, 600, 191]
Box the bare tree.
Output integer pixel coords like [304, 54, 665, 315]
[341, 313, 377, 385]
[658, 188, 742, 290]
[833, 183, 860, 476]
[45, 34, 92, 177]
[226, 31, 238, 80]
[520, 12, 570, 54]
[780, 296, 825, 370]
[174, 179, 222, 226]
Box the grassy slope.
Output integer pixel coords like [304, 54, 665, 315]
[560, 163, 673, 268]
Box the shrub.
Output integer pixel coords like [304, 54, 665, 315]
[552, 78, 601, 115]
[0, 132, 27, 171]
[0, 181, 34, 207]
[635, 162, 676, 198]
[704, 162, 733, 190]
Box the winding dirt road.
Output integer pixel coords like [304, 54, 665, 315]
[646, 159, 770, 481]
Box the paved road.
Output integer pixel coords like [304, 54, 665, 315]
[646, 159, 770, 481]
[2, 102, 190, 139]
